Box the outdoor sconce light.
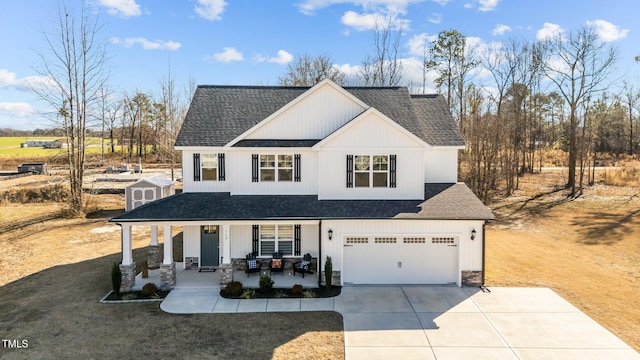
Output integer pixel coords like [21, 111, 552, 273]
[471, 229, 477, 240]
[328, 228, 333, 240]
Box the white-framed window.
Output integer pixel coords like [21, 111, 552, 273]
[354, 155, 388, 187]
[259, 154, 292, 182]
[259, 225, 293, 256]
[201, 153, 218, 181]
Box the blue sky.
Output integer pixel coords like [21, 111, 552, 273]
[0, 0, 638, 130]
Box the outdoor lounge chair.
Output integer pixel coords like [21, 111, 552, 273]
[293, 253, 313, 278]
[245, 253, 261, 277]
[269, 251, 285, 276]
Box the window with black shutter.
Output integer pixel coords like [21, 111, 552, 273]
[346, 154, 354, 188]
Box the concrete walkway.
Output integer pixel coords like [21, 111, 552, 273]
[160, 286, 640, 359]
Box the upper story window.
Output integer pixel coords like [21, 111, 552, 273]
[201, 154, 218, 181]
[347, 154, 396, 188]
[253, 154, 301, 183]
[193, 153, 225, 182]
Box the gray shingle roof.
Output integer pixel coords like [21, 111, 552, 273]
[175, 85, 464, 147]
[110, 183, 494, 223]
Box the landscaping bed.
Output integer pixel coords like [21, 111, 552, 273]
[100, 289, 170, 303]
[220, 279, 341, 299]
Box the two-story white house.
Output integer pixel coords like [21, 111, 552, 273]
[111, 79, 494, 291]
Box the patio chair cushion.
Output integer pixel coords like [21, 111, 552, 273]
[247, 259, 258, 269]
[300, 260, 310, 268]
[271, 258, 282, 268]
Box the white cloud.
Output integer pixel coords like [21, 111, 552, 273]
[478, 0, 499, 11]
[195, 0, 227, 21]
[407, 33, 436, 56]
[111, 37, 181, 50]
[341, 10, 408, 31]
[0, 69, 54, 92]
[98, 0, 141, 17]
[537, 22, 564, 40]
[208, 47, 244, 63]
[0, 102, 36, 118]
[492, 24, 511, 36]
[428, 12, 442, 24]
[298, 0, 426, 15]
[431, 0, 450, 5]
[586, 19, 629, 42]
[268, 50, 294, 65]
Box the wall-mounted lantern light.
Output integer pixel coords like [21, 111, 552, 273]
[471, 229, 477, 240]
[328, 228, 333, 240]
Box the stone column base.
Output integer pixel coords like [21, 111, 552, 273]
[119, 262, 136, 293]
[147, 245, 162, 269]
[218, 264, 233, 287]
[160, 263, 176, 290]
[461, 270, 482, 287]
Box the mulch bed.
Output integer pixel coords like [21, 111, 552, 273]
[221, 286, 341, 299]
[100, 289, 171, 303]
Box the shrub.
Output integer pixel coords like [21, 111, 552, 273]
[302, 290, 316, 298]
[324, 256, 333, 290]
[274, 291, 287, 298]
[259, 275, 274, 293]
[121, 293, 136, 300]
[291, 284, 304, 296]
[111, 262, 122, 296]
[141, 262, 149, 278]
[221, 281, 243, 297]
[241, 289, 256, 299]
[141, 283, 159, 297]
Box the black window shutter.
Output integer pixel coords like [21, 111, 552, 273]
[218, 153, 225, 181]
[346, 154, 354, 188]
[294, 154, 301, 182]
[193, 153, 201, 182]
[390, 154, 397, 188]
[251, 154, 259, 182]
[252, 225, 259, 256]
[294, 224, 301, 256]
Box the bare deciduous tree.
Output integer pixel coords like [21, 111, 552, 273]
[32, 2, 109, 213]
[541, 25, 618, 196]
[360, 16, 404, 86]
[279, 54, 345, 86]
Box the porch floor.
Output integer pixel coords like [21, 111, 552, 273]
[132, 263, 318, 290]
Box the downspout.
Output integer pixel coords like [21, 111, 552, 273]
[481, 221, 490, 292]
[318, 219, 322, 288]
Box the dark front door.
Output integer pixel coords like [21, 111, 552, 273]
[201, 225, 219, 267]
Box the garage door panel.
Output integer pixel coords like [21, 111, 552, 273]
[343, 235, 458, 285]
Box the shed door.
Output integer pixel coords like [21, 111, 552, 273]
[131, 187, 156, 209]
[342, 235, 458, 285]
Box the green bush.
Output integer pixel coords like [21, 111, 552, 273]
[221, 281, 243, 297]
[141, 283, 159, 297]
[259, 275, 274, 293]
[324, 256, 333, 290]
[291, 284, 304, 296]
[111, 262, 122, 295]
[241, 289, 256, 299]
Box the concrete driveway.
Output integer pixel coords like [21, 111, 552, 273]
[161, 286, 640, 359]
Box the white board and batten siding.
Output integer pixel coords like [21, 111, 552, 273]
[321, 219, 484, 286]
[245, 83, 366, 140]
[316, 111, 425, 200]
[424, 148, 459, 183]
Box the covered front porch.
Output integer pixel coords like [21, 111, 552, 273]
[133, 262, 318, 290]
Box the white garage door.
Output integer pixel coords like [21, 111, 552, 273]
[342, 235, 459, 285]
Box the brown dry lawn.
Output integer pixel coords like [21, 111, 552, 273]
[486, 171, 640, 353]
[0, 194, 344, 359]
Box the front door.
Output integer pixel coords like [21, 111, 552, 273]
[200, 225, 219, 267]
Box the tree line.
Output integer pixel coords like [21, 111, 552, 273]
[279, 22, 637, 202]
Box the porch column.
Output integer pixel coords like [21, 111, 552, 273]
[160, 224, 176, 290]
[119, 224, 136, 292]
[218, 223, 233, 287]
[121, 224, 133, 265]
[147, 225, 161, 269]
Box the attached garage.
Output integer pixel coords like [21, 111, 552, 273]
[342, 234, 459, 285]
